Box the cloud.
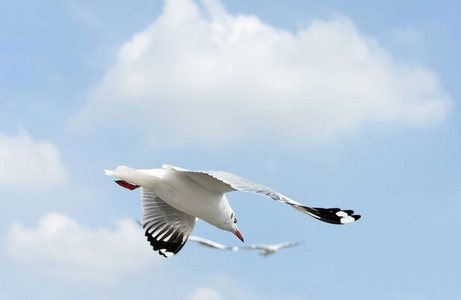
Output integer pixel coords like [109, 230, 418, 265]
[7, 213, 157, 284]
[189, 287, 223, 300]
[187, 274, 274, 300]
[68, 0, 452, 147]
[0, 129, 68, 191]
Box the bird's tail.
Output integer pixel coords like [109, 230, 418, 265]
[104, 166, 157, 188]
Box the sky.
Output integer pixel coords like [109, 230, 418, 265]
[1, 0, 460, 299]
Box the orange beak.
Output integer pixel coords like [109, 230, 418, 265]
[235, 229, 244, 242]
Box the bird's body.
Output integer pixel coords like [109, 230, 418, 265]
[108, 167, 233, 228]
[105, 164, 361, 258]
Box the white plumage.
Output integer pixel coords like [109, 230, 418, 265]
[105, 164, 360, 257]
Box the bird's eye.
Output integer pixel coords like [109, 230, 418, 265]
[234, 216, 237, 223]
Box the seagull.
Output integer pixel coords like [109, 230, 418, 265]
[188, 236, 239, 251]
[243, 242, 300, 257]
[105, 164, 361, 258]
[188, 236, 299, 257]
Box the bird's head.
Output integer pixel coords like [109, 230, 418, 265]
[221, 211, 244, 242]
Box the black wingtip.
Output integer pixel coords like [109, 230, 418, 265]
[295, 206, 361, 225]
[144, 226, 186, 258]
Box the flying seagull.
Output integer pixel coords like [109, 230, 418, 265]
[105, 164, 361, 258]
[188, 236, 299, 257]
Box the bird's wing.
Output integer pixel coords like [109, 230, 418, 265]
[188, 236, 238, 251]
[275, 242, 300, 249]
[163, 165, 236, 193]
[141, 188, 196, 258]
[163, 165, 361, 225]
[242, 244, 269, 250]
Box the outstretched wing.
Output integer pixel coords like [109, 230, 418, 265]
[141, 188, 196, 258]
[243, 244, 270, 250]
[188, 236, 239, 251]
[275, 242, 300, 249]
[163, 165, 361, 225]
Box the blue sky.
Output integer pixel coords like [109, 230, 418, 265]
[1, 0, 460, 299]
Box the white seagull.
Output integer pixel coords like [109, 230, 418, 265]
[188, 236, 299, 257]
[243, 242, 300, 257]
[105, 164, 361, 258]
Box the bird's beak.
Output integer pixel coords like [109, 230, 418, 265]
[235, 228, 244, 242]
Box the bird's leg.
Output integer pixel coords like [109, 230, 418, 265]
[115, 180, 140, 190]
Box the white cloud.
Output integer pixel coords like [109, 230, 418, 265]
[187, 275, 275, 300]
[189, 287, 223, 300]
[0, 129, 68, 190]
[69, 0, 452, 147]
[7, 213, 157, 284]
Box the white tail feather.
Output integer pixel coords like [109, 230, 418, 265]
[105, 166, 159, 188]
